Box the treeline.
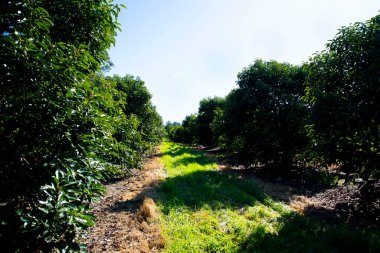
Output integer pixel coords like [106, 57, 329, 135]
[167, 14, 379, 188]
[0, 1, 163, 252]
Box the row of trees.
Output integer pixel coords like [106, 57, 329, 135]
[0, 1, 163, 251]
[167, 14, 379, 186]
[166, 96, 224, 146]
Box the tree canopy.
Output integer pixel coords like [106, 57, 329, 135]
[304, 14, 380, 181]
[219, 60, 307, 168]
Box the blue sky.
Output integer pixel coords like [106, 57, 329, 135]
[107, 0, 379, 123]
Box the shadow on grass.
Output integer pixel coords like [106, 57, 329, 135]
[105, 177, 380, 252]
[172, 156, 216, 167]
[157, 170, 379, 253]
[160, 145, 192, 158]
[107, 171, 379, 253]
[160, 144, 207, 159]
[158, 170, 266, 213]
[240, 212, 380, 253]
[108, 142, 380, 252]
[161, 144, 217, 167]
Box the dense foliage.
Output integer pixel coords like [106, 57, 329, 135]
[196, 97, 224, 146]
[0, 1, 163, 251]
[219, 60, 307, 168]
[169, 14, 379, 184]
[112, 75, 164, 154]
[165, 97, 223, 147]
[304, 15, 380, 183]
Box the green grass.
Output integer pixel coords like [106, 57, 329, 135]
[157, 141, 380, 253]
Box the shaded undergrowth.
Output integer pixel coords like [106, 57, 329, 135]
[157, 141, 379, 253]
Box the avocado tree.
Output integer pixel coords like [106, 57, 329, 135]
[0, 1, 124, 251]
[111, 75, 164, 154]
[182, 114, 198, 144]
[304, 15, 380, 183]
[220, 60, 307, 170]
[196, 97, 224, 147]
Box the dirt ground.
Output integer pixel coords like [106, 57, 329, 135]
[82, 155, 166, 253]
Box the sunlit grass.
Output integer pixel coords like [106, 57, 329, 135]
[157, 141, 380, 253]
[158, 141, 287, 252]
[160, 141, 218, 176]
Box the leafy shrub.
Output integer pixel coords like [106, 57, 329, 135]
[304, 14, 380, 182]
[166, 97, 224, 146]
[196, 97, 224, 147]
[112, 74, 164, 154]
[0, 1, 163, 251]
[167, 124, 187, 143]
[219, 60, 308, 169]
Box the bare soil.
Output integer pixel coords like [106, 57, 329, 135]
[82, 155, 166, 253]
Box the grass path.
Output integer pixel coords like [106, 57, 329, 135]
[84, 141, 379, 252]
[157, 141, 379, 253]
